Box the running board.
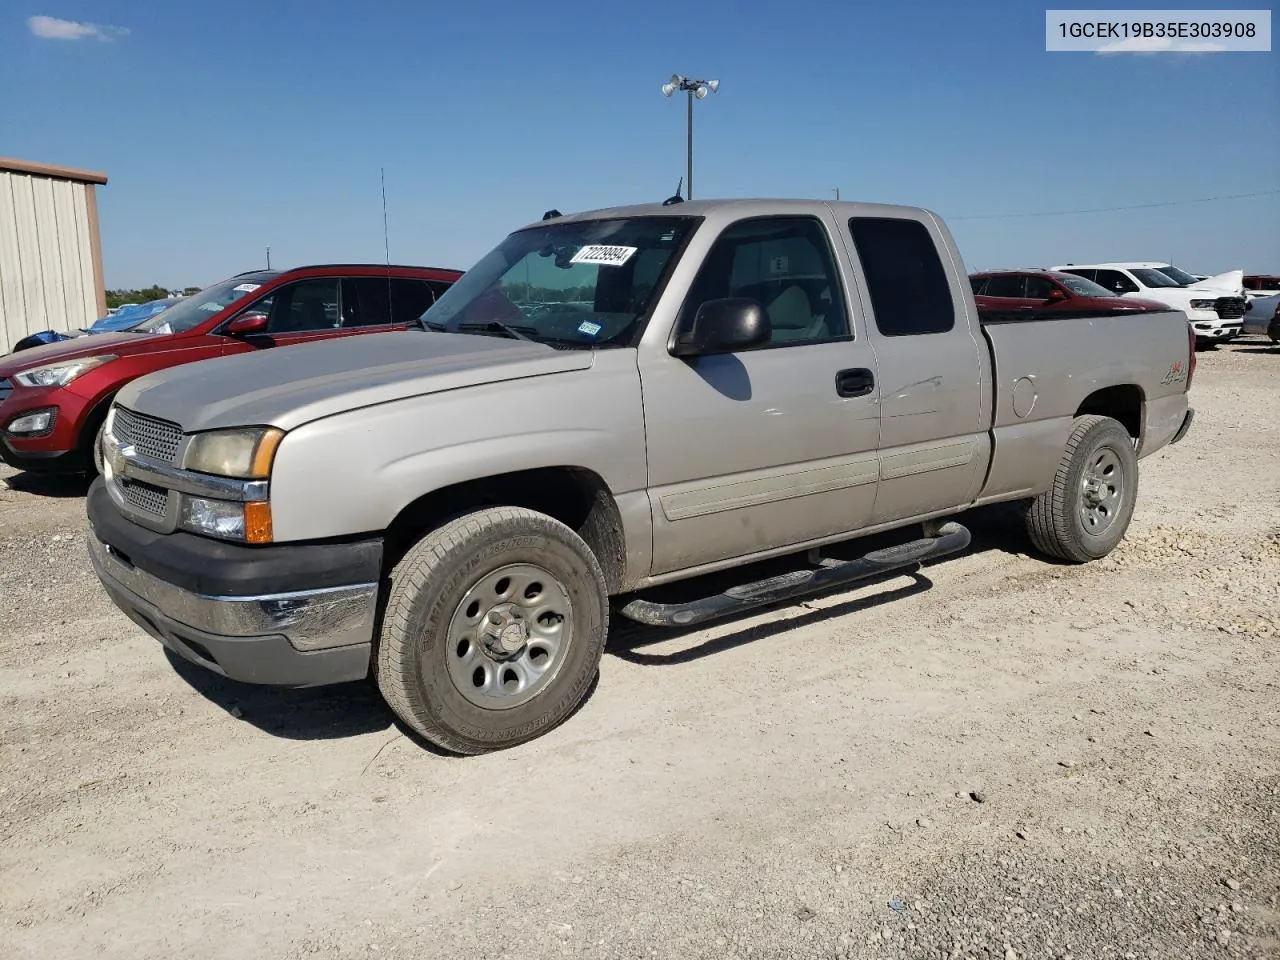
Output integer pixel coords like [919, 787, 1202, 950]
[618, 521, 971, 628]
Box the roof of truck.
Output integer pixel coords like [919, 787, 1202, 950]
[518, 198, 938, 231]
[1054, 262, 1172, 270]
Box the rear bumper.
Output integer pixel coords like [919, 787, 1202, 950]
[1170, 407, 1195, 446]
[86, 478, 381, 687]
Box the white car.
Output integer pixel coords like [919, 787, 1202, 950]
[1052, 262, 1247, 346]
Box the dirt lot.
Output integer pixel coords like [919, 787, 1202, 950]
[1, 342, 1277, 960]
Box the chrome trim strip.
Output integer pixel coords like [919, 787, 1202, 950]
[89, 533, 378, 652]
[123, 450, 268, 502]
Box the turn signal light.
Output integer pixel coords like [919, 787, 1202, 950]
[244, 501, 273, 544]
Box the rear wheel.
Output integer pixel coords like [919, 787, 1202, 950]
[1025, 415, 1138, 563]
[375, 507, 609, 754]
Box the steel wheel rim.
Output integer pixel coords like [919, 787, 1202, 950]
[444, 563, 573, 710]
[1079, 447, 1124, 535]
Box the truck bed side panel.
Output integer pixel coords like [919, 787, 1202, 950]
[977, 310, 1191, 503]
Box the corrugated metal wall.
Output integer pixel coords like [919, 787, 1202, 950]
[0, 171, 100, 354]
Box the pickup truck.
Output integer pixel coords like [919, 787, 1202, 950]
[86, 199, 1196, 755]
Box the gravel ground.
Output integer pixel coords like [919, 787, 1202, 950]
[1, 340, 1277, 959]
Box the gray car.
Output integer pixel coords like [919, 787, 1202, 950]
[86, 198, 1196, 754]
[1241, 292, 1280, 341]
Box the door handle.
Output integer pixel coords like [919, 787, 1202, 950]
[835, 367, 875, 398]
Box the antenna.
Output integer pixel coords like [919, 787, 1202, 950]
[381, 168, 391, 267]
[266, 245, 271, 269]
[381, 168, 393, 321]
[663, 177, 685, 205]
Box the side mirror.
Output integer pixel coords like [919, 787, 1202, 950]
[1047, 288, 1067, 302]
[671, 298, 771, 358]
[226, 312, 269, 336]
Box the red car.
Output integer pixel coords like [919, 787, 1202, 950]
[970, 269, 1168, 319]
[0, 264, 462, 475]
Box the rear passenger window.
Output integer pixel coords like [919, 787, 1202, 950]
[681, 217, 850, 347]
[848, 218, 954, 336]
[390, 279, 440, 324]
[983, 275, 1025, 298]
[342, 278, 391, 327]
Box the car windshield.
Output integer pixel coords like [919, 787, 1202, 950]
[1153, 265, 1200, 286]
[135, 272, 279, 334]
[418, 216, 699, 347]
[1130, 268, 1182, 289]
[1057, 275, 1117, 297]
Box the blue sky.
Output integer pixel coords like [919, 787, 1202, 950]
[3, 1, 1277, 288]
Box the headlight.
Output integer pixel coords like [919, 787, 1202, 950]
[14, 354, 117, 388]
[182, 426, 284, 479]
[1189, 300, 1216, 310]
[6, 408, 57, 435]
[180, 498, 274, 544]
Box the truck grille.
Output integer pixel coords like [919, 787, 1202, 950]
[1215, 297, 1246, 320]
[0, 378, 11, 403]
[113, 407, 183, 463]
[120, 478, 169, 517]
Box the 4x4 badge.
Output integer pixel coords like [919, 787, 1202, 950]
[1160, 361, 1187, 385]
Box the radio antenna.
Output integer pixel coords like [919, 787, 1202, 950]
[381, 168, 390, 266]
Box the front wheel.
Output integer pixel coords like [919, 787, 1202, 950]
[1025, 415, 1138, 563]
[375, 507, 609, 754]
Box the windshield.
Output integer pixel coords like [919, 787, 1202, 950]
[1057, 275, 1119, 297]
[418, 216, 699, 347]
[135, 272, 279, 334]
[1130, 268, 1182, 289]
[1154, 264, 1200, 286]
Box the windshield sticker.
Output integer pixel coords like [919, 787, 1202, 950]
[199, 302, 223, 312]
[232, 283, 261, 293]
[577, 320, 603, 337]
[569, 245, 638, 267]
[151, 322, 172, 335]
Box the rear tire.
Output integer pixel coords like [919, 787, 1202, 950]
[1025, 415, 1137, 564]
[375, 507, 609, 755]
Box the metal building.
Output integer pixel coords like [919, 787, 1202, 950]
[0, 157, 108, 354]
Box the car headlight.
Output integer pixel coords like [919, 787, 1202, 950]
[1189, 300, 1216, 310]
[180, 497, 273, 543]
[14, 354, 116, 388]
[182, 426, 284, 479]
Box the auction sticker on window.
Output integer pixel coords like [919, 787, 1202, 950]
[233, 283, 261, 293]
[569, 245, 638, 267]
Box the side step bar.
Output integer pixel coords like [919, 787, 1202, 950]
[618, 521, 971, 628]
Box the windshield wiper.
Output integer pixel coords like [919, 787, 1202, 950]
[456, 320, 537, 342]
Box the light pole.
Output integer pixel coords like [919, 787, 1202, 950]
[661, 74, 719, 200]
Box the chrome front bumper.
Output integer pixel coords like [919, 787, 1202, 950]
[88, 531, 377, 687]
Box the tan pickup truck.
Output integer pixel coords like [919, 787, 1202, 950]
[86, 198, 1196, 753]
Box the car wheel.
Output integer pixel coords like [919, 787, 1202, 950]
[1025, 415, 1138, 564]
[375, 506, 608, 754]
[90, 418, 107, 476]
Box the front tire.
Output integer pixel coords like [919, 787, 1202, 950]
[1025, 415, 1138, 564]
[375, 507, 608, 754]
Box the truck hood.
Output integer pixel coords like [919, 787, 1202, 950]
[0, 331, 165, 375]
[1186, 269, 1243, 295]
[115, 330, 595, 433]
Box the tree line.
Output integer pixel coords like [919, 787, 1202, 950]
[105, 286, 202, 310]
